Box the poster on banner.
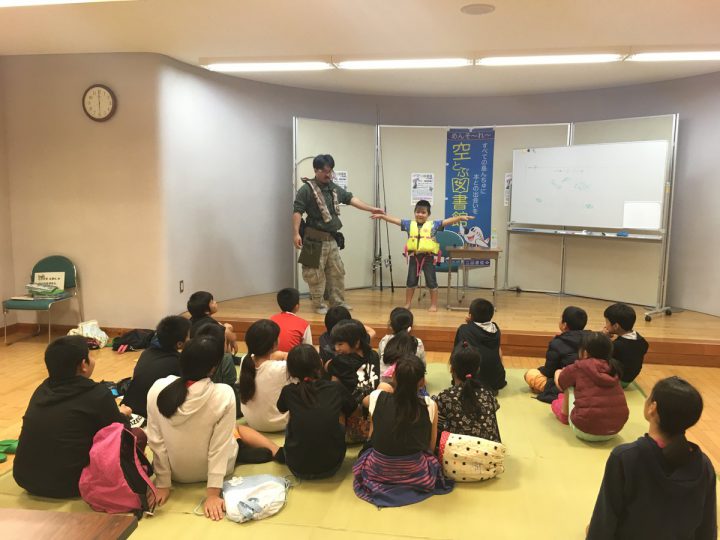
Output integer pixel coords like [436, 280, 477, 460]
[333, 171, 348, 191]
[445, 128, 495, 266]
[504, 172, 512, 207]
[410, 172, 434, 205]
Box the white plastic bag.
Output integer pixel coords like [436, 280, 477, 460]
[222, 475, 290, 523]
[67, 320, 109, 349]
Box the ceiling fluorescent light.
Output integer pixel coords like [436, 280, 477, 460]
[627, 51, 720, 62]
[204, 61, 333, 73]
[0, 0, 132, 6]
[478, 54, 622, 66]
[337, 58, 472, 70]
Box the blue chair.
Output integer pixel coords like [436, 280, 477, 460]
[435, 230, 466, 303]
[2, 255, 84, 344]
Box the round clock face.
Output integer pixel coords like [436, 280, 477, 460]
[82, 84, 116, 122]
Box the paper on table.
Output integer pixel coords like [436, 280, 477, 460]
[622, 201, 661, 230]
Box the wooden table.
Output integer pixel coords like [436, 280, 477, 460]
[0, 508, 138, 540]
[445, 247, 502, 311]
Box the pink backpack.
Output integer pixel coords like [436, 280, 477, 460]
[79, 422, 156, 516]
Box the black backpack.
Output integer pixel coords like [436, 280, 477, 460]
[112, 329, 155, 351]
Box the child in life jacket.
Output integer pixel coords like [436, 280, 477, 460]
[372, 200, 469, 312]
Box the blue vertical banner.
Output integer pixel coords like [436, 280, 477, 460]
[445, 128, 495, 266]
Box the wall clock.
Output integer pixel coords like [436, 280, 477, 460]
[82, 84, 117, 122]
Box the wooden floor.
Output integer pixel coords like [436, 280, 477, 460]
[1, 338, 719, 475]
[216, 288, 720, 366]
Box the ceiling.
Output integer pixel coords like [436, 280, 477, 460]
[2, 0, 720, 97]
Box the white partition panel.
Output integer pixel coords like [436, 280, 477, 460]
[377, 127, 448, 288]
[293, 118, 376, 292]
[563, 115, 676, 306]
[490, 125, 569, 291]
[378, 124, 569, 292]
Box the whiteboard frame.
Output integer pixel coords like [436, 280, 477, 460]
[508, 140, 672, 232]
[505, 114, 678, 312]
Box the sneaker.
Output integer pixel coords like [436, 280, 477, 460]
[315, 306, 328, 315]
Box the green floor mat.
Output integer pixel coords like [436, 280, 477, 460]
[0, 367, 712, 540]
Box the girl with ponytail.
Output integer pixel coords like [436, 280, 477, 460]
[146, 336, 279, 521]
[276, 344, 357, 479]
[431, 342, 501, 443]
[377, 307, 426, 369]
[587, 377, 716, 539]
[353, 354, 453, 507]
[238, 319, 289, 432]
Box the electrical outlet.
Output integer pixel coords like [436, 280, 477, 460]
[179, 280, 184, 293]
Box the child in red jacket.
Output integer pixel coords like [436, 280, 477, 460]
[551, 332, 628, 442]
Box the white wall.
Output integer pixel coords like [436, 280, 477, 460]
[0, 62, 14, 319]
[157, 62, 381, 314]
[1, 54, 165, 329]
[2, 53, 720, 322]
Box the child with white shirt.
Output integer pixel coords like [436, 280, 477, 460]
[238, 319, 289, 432]
[378, 307, 426, 371]
[452, 298, 506, 392]
[146, 336, 278, 521]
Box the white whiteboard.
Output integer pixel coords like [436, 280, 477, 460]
[510, 140, 670, 230]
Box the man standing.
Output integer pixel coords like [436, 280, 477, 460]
[293, 154, 383, 314]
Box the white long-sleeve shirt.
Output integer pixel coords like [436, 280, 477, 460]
[146, 376, 237, 489]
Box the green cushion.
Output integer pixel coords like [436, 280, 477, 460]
[3, 294, 72, 311]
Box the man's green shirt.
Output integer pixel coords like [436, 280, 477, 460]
[293, 181, 353, 233]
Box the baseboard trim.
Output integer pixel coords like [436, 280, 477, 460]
[220, 319, 720, 369]
[7, 320, 717, 369]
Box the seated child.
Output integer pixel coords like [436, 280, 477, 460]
[453, 298, 506, 391]
[372, 200, 469, 312]
[121, 315, 190, 419]
[14, 336, 133, 498]
[432, 343, 501, 444]
[146, 336, 279, 521]
[587, 377, 716, 539]
[603, 303, 649, 387]
[327, 319, 381, 442]
[378, 307, 426, 370]
[354, 354, 453, 507]
[380, 332, 420, 385]
[238, 319, 289, 432]
[551, 332, 629, 442]
[525, 305, 589, 401]
[319, 306, 376, 367]
[191, 322, 242, 418]
[187, 290, 238, 354]
[270, 287, 312, 353]
[276, 345, 357, 479]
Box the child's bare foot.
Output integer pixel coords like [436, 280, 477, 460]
[403, 303, 412, 309]
[428, 305, 438, 312]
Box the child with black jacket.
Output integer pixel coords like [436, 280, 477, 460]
[603, 303, 649, 387]
[14, 336, 133, 498]
[121, 315, 190, 418]
[587, 377, 716, 539]
[524, 305, 589, 402]
[276, 345, 357, 479]
[327, 319, 380, 442]
[453, 298, 506, 391]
